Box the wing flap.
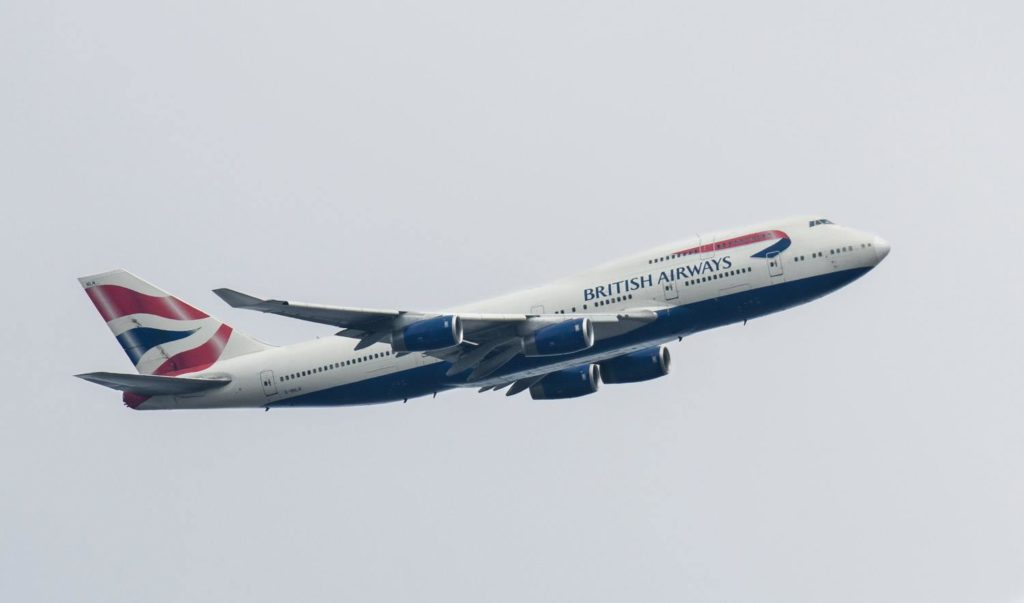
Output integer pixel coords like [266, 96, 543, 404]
[505, 374, 546, 396]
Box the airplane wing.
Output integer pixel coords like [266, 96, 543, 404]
[76, 372, 232, 396]
[213, 288, 417, 349]
[213, 288, 659, 380]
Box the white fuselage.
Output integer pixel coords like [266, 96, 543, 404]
[140, 216, 889, 409]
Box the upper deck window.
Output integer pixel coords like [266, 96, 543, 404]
[809, 218, 834, 227]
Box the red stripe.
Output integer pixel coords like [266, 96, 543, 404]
[153, 324, 232, 376]
[86, 284, 208, 322]
[674, 230, 788, 256]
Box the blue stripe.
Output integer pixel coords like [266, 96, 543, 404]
[270, 266, 874, 408]
[750, 237, 791, 258]
[115, 327, 197, 364]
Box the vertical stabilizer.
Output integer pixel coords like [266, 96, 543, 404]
[79, 269, 270, 375]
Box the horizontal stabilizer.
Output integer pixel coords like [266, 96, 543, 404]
[75, 372, 231, 396]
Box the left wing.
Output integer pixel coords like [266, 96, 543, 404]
[214, 288, 420, 349]
[213, 288, 658, 380]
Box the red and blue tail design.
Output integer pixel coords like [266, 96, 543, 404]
[79, 269, 269, 377]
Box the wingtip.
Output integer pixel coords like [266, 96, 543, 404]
[74, 372, 110, 387]
[212, 288, 264, 308]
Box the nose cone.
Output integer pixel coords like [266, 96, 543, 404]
[873, 236, 891, 263]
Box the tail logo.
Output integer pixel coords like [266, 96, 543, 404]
[86, 284, 208, 322]
[152, 324, 233, 376]
[115, 327, 197, 364]
[84, 284, 232, 376]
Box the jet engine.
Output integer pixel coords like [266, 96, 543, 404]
[599, 346, 671, 384]
[392, 315, 463, 352]
[529, 364, 601, 400]
[523, 318, 595, 357]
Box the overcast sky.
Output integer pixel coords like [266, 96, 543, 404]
[2, 1, 1022, 601]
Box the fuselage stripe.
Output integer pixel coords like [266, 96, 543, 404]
[673, 230, 789, 256]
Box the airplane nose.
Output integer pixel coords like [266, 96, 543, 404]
[872, 236, 891, 262]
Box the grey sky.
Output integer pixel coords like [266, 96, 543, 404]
[1, 1, 1022, 601]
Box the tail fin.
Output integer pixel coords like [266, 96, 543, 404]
[79, 269, 271, 375]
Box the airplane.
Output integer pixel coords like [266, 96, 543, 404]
[76, 216, 890, 410]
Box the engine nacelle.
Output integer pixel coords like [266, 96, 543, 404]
[523, 318, 595, 357]
[599, 346, 671, 384]
[529, 364, 601, 400]
[392, 315, 463, 352]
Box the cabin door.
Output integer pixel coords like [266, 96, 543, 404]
[260, 370, 278, 396]
[766, 251, 784, 278]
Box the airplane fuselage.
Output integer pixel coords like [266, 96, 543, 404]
[128, 216, 889, 410]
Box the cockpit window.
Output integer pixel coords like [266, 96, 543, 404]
[809, 218, 834, 227]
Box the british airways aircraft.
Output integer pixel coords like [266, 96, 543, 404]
[76, 216, 889, 410]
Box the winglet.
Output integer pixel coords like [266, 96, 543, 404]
[213, 288, 265, 308]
